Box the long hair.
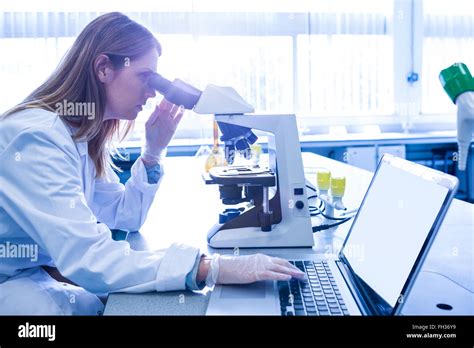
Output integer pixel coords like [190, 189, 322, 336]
[2, 12, 161, 177]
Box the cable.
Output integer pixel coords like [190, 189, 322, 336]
[310, 202, 324, 216]
[313, 204, 349, 221]
[310, 207, 324, 216]
[312, 217, 352, 233]
[307, 189, 355, 220]
[308, 195, 324, 216]
[308, 200, 324, 211]
[305, 183, 354, 230]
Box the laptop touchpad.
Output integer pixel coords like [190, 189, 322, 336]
[220, 282, 266, 299]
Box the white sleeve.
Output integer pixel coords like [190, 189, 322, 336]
[90, 157, 163, 232]
[0, 128, 198, 293]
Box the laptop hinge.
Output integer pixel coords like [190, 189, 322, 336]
[336, 259, 373, 316]
[337, 258, 393, 316]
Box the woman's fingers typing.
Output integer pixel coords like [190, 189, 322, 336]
[268, 263, 305, 279]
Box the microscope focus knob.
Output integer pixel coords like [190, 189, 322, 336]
[295, 201, 305, 209]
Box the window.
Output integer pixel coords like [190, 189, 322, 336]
[144, 34, 294, 142]
[421, 0, 474, 115]
[0, 37, 74, 114]
[0, 0, 472, 143]
[297, 34, 394, 117]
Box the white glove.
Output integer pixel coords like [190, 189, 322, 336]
[141, 144, 167, 163]
[141, 99, 184, 163]
[206, 253, 305, 286]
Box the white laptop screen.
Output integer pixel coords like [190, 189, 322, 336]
[342, 157, 451, 308]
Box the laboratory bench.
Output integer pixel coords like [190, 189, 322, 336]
[116, 130, 474, 202]
[104, 153, 473, 316]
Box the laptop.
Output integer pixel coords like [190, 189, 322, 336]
[206, 154, 459, 316]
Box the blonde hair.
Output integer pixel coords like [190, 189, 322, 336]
[3, 12, 161, 177]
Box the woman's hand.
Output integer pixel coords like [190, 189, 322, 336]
[201, 253, 305, 286]
[142, 99, 184, 162]
[217, 254, 305, 284]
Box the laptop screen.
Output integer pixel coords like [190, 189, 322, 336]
[341, 155, 456, 311]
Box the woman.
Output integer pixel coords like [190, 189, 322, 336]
[0, 12, 303, 315]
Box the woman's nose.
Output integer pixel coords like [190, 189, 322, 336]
[144, 88, 156, 100]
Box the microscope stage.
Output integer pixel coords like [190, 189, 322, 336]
[208, 166, 275, 186]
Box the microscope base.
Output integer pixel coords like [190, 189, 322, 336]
[207, 223, 314, 248]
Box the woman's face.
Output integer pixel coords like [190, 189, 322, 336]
[101, 48, 159, 121]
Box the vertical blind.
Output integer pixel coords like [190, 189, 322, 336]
[421, 0, 474, 115]
[1, 0, 470, 141]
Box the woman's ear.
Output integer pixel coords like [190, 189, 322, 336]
[95, 54, 115, 83]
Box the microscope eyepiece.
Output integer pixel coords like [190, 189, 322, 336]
[147, 73, 172, 95]
[147, 73, 202, 110]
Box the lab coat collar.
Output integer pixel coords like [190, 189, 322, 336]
[75, 140, 88, 157]
[62, 120, 88, 157]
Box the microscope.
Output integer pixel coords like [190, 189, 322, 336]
[439, 63, 474, 171]
[148, 74, 314, 248]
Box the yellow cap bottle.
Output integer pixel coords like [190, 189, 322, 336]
[330, 176, 346, 198]
[317, 169, 331, 191]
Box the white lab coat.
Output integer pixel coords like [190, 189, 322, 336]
[0, 108, 200, 315]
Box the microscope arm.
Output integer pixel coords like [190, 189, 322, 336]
[456, 91, 474, 171]
[439, 63, 474, 171]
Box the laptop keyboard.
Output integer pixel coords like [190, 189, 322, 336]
[278, 260, 349, 316]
